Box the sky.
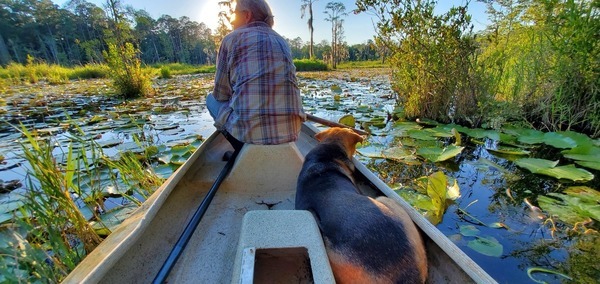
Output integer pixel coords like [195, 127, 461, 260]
[52, 0, 490, 45]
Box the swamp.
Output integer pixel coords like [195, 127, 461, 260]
[0, 68, 599, 283]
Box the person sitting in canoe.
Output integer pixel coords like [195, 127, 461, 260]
[206, 0, 306, 149]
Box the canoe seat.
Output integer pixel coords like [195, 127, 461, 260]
[231, 210, 334, 284]
[224, 142, 304, 194]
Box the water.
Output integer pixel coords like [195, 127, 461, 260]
[1, 70, 598, 283]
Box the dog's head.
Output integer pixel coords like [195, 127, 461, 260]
[315, 127, 364, 158]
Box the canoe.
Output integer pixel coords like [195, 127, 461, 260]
[64, 123, 497, 284]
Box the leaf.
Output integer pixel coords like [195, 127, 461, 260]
[575, 160, 600, 171]
[467, 236, 503, 257]
[514, 158, 559, 172]
[562, 145, 600, 162]
[515, 158, 594, 182]
[514, 129, 546, 144]
[338, 114, 356, 127]
[459, 225, 480, 237]
[486, 146, 531, 156]
[389, 121, 422, 137]
[543, 132, 577, 149]
[407, 129, 438, 141]
[417, 145, 465, 162]
[538, 165, 594, 182]
[381, 146, 418, 162]
[564, 186, 600, 204]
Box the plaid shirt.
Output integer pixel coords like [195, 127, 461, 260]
[212, 22, 305, 145]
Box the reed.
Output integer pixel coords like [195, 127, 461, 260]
[6, 125, 104, 281]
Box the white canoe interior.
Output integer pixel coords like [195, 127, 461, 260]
[64, 124, 497, 284]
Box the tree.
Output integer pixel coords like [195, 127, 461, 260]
[323, 2, 346, 68]
[300, 0, 318, 59]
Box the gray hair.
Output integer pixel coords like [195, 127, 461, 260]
[235, 0, 274, 27]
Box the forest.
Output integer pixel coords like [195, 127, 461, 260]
[0, 0, 380, 66]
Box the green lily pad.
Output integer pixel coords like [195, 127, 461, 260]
[537, 186, 600, 225]
[338, 114, 356, 127]
[562, 145, 600, 162]
[538, 165, 594, 182]
[468, 236, 503, 257]
[513, 129, 546, 145]
[460, 225, 480, 237]
[543, 132, 577, 149]
[462, 128, 501, 141]
[154, 163, 179, 178]
[394, 189, 436, 212]
[382, 147, 417, 161]
[486, 146, 531, 156]
[330, 85, 342, 93]
[575, 160, 600, 171]
[515, 158, 559, 171]
[417, 145, 465, 162]
[407, 129, 438, 141]
[91, 203, 139, 235]
[515, 158, 594, 182]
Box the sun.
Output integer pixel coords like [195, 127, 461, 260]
[199, 1, 224, 30]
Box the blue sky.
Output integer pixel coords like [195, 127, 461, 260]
[52, 0, 490, 45]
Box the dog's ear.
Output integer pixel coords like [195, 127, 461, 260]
[315, 130, 326, 142]
[341, 129, 364, 156]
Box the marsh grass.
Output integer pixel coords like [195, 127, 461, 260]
[337, 60, 389, 69]
[294, 59, 328, 71]
[3, 125, 104, 281]
[153, 63, 215, 75]
[0, 62, 110, 85]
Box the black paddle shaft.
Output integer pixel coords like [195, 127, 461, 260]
[153, 137, 241, 283]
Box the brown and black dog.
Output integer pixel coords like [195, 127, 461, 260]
[295, 127, 427, 284]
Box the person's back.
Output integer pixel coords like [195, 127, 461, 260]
[208, 0, 305, 145]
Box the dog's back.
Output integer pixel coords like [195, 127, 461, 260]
[296, 128, 427, 283]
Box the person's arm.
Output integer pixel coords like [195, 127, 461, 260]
[212, 39, 232, 101]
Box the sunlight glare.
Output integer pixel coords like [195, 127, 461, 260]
[199, 1, 222, 29]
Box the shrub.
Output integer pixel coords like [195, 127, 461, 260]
[160, 66, 172, 79]
[103, 42, 154, 98]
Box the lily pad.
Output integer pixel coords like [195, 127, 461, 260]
[467, 236, 503, 257]
[338, 114, 356, 127]
[462, 128, 501, 141]
[91, 203, 138, 236]
[543, 132, 577, 149]
[486, 146, 531, 156]
[575, 160, 600, 171]
[538, 195, 599, 225]
[562, 145, 600, 162]
[417, 145, 465, 162]
[515, 129, 546, 145]
[514, 158, 594, 182]
[407, 129, 438, 141]
[460, 225, 480, 237]
[382, 147, 417, 161]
